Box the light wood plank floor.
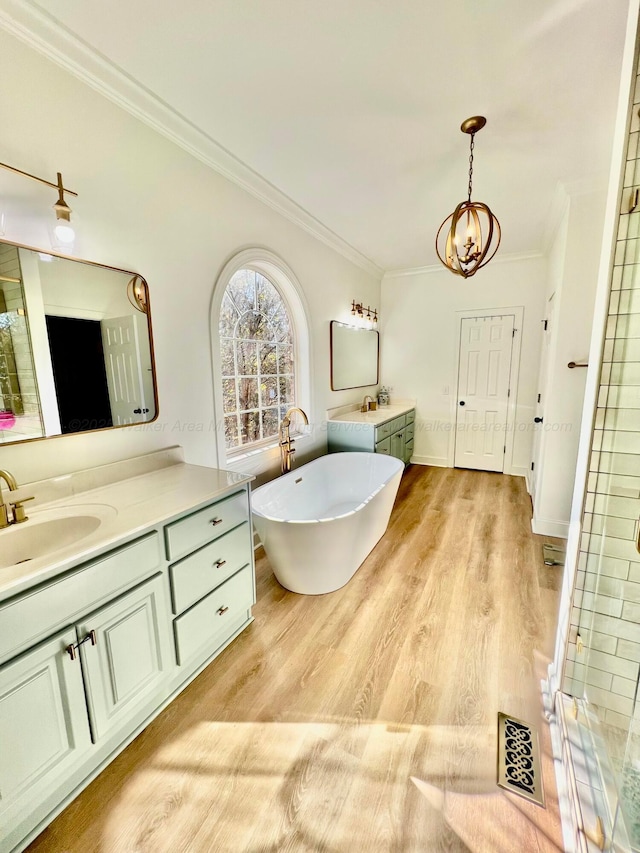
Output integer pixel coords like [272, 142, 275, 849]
[28, 466, 565, 853]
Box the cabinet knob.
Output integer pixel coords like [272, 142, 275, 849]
[214, 559, 227, 569]
[217, 606, 229, 616]
[534, 417, 543, 424]
[209, 517, 223, 526]
[459, 401, 465, 406]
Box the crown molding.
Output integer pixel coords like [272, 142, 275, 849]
[382, 250, 545, 280]
[0, 0, 383, 279]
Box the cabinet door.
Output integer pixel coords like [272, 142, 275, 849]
[390, 430, 405, 461]
[77, 575, 171, 743]
[0, 628, 91, 827]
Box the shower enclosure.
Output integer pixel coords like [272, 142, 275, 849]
[562, 22, 640, 849]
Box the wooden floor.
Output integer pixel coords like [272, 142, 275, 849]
[28, 466, 565, 853]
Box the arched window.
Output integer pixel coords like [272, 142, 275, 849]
[219, 268, 296, 453]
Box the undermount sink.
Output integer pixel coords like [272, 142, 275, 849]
[0, 504, 117, 570]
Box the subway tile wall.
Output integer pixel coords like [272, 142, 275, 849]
[564, 61, 640, 731]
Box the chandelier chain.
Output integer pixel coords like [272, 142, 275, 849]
[467, 133, 475, 203]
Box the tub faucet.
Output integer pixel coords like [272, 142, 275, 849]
[361, 394, 374, 413]
[279, 407, 309, 475]
[0, 469, 33, 528]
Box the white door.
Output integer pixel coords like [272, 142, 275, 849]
[530, 295, 555, 508]
[455, 315, 515, 472]
[101, 315, 149, 425]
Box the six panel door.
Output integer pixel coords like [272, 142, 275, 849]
[455, 315, 515, 472]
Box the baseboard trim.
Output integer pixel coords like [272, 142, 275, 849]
[409, 454, 448, 467]
[505, 464, 528, 479]
[531, 516, 569, 539]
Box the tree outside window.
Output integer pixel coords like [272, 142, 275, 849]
[219, 269, 295, 452]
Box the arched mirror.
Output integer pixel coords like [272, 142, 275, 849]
[0, 239, 157, 445]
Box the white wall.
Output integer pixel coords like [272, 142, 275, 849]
[532, 185, 608, 537]
[0, 30, 380, 484]
[380, 255, 547, 477]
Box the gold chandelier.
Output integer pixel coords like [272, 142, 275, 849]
[436, 116, 501, 278]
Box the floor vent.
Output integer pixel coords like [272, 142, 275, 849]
[542, 543, 565, 566]
[497, 712, 545, 806]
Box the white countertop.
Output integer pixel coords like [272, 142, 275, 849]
[327, 402, 414, 426]
[0, 462, 252, 603]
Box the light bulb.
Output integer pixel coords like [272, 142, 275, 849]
[53, 220, 75, 244]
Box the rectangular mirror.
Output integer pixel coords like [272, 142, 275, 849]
[0, 240, 157, 445]
[330, 320, 379, 391]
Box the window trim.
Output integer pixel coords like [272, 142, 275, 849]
[210, 249, 312, 471]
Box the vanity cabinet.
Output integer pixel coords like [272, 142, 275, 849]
[0, 470, 255, 853]
[328, 408, 415, 464]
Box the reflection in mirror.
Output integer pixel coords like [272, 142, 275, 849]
[0, 241, 157, 445]
[330, 320, 379, 391]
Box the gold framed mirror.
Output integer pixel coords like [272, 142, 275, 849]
[330, 320, 379, 390]
[0, 239, 158, 446]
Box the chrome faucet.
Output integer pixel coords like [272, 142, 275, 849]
[279, 407, 309, 474]
[361, 394, 375, 413]
[0, 470, 33, 528]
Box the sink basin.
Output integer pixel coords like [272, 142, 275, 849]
[0, 504, 117, 569]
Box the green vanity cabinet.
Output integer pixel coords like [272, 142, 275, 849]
[328, 408, 415, 464]
[0, 472, 256, 853]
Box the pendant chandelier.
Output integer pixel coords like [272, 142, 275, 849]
[435, 116, 501, 278]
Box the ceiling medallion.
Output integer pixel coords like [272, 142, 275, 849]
[435, 116, 501, 278]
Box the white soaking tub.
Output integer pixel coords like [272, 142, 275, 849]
[251, 452, 404, 594]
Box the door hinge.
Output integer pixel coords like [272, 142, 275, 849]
[531, 462, 535, 471]
[537, 393, 541, 403]
[512, 328, 516, 337]
[504, 445, 506, 454]
[543, 319, 548, 331]
[507, 389, 510, 398]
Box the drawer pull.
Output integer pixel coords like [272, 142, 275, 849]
[214, 559, 227, 569]
[217, 606, 229, 616]
[65, 629, 97, 661]
[209, 517, 223, 526]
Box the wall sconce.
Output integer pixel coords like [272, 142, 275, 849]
[435, 116, 501, 278]
[127, 275, 149, 314]
[351, 300, 378, 328]
[0, 160, 78, 250]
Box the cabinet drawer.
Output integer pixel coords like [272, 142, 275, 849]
[174, 566, 254, 665]
[389, 414, 406, 434]
[405, 422, 415, 442]
[165, 490, 248, 561]
[375, 436, 391, 455]
[169, 522, 252, 615]
[406, 409, 415, 425]
[0, 533, 161, 665]
[375, 421, 392, 442]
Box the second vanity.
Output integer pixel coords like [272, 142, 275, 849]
[0, 448, 255, 853]
[327, 402, 415, 464]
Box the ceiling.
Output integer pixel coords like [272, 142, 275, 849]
[9, 0, 633, 271]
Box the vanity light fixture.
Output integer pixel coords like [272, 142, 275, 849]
[0, 160, 78, 250]
[351, 300, 378, 328]
[435, 116, 501, 278]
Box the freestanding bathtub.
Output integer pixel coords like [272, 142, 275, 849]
[251, 452, 404, 594]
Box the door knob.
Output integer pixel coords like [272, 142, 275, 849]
[534, 417, 543, 423]
[459, 401, 465, 406]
